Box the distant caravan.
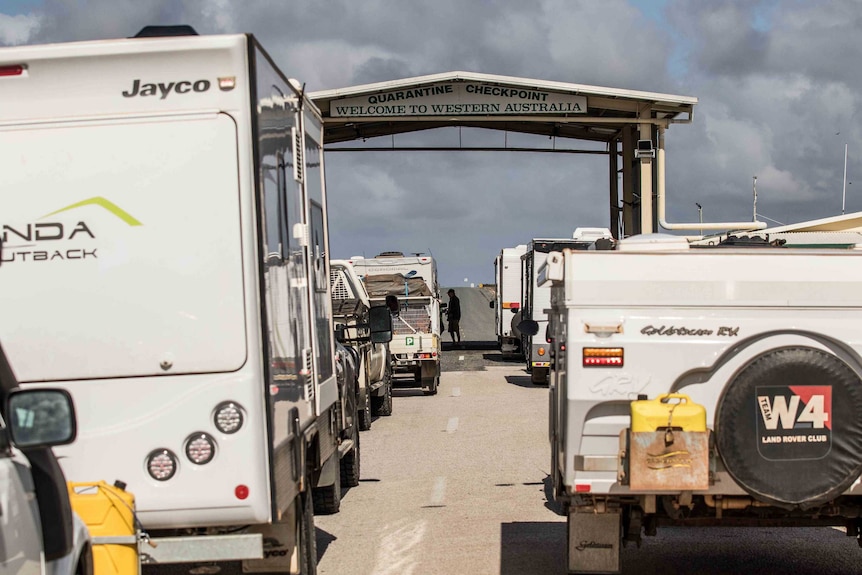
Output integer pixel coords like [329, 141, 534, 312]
[492, 244, 528, 359]
[520, 228, 613, 385]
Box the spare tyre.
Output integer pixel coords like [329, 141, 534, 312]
[715, 346, 862, 509]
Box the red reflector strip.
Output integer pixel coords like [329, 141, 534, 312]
[575, 484, 591, 493]
[583, 347, 624, 367]
[0, 65, 25, 77]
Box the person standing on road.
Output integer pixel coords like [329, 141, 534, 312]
[446, 289, 461, 344]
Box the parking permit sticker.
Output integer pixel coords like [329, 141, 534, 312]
[406, 337, 414, 346]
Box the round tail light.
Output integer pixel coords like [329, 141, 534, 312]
[146, 449, 178, 481]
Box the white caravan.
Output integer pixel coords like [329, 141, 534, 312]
[0, 27, 377, 573]
[539, 233, 862, 574]
[493, 245, 527, 359]
[349, 253, 441, 395]
[521, 229, 613, 385]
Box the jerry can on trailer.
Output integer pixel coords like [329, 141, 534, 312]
[631, 392, 707, 433]
[68, 481, 139, 575]
[622, 394, 710, 491]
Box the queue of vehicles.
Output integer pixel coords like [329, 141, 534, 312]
[9, 23, 862, 575]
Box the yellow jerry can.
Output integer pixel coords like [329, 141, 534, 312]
[631, 393, 707, 432]
[68, 481, 139, 575]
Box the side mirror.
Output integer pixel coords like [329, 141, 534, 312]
[6, 388, 77, 449]
[369, 305, 393, 344]
[488, 301, 494, 309]
[334, 324, 347, 343]
[517, 319, 540, 337]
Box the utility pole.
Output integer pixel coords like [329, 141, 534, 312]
[753, 176, 758, 222]
[696, 202, 703, 236]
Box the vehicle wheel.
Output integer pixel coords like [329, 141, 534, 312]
[414, 367, 422, 383]
[716, 346, 862, 509]
[297, 474, 318, 575]
[422, 376, 438, 396]
[374, 380, 393, 416]
[531, 367, 549, 386]
[312, 456, 341, 515]
[358, 389, 372, 431]
[341, 400, 361, 488]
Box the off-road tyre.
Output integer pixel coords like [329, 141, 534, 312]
[312, 456, 341, 515]
[716, 346, 862, 509]
[341, 400, 361, 487]
[297, 475, 318, 575]
[358, 390, 372, 431]
[374, 380, 393, 416]
[423, 375, 438, 396]
[531, 367, 549, 386]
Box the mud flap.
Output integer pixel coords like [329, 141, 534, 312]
[567, 509, 621, 574]
[242, 518, 295, 573]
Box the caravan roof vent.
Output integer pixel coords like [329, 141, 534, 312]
[375, 251, 405, 258]
[134, 25, 199, 38]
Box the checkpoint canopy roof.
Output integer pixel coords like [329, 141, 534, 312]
[309, 71, 697, 145]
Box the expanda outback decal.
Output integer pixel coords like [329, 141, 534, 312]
[756, 385, 832, 460]
[1, 196, 141, 264]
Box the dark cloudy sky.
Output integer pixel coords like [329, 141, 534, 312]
[2, 0, 859, 285]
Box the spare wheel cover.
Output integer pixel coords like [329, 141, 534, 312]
[716, 346, 862, 509]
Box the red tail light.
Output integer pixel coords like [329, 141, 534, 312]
[583, 347, 624, 367]
[0, 65, 25, 77]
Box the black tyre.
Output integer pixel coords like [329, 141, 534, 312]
[358, 389, 372, 431]
[716, 346, 862, 509]
[297, 475, 318, 575]
[423, 376, 438, 396]
[312, 456, 341, 515]
[531, 367, 549, 386]
[341, 399, 361, 488]
[375, 380, 393, 416]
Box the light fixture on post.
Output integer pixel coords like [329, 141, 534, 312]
[696, 202, 703, 236]
[634, 139, 655, 160]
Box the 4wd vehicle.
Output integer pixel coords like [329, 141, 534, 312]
[539, 233, 862, 574]
[349, 253, 441, 395]
[0, 342, 92, 575]
[331, 260, 394, 428]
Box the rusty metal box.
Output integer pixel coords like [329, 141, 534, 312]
[624, 393, 709, 491]
[627, 429, 710, 491]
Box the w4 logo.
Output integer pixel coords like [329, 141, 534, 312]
[757, 386, 832, 430]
